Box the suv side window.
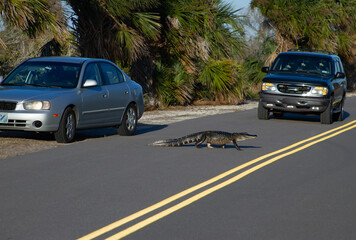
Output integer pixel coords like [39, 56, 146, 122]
[83, 63, 103, 86]
[334, 60, 341, 75]
[337, 60, 344, 73]
[100, 63, 124, 85]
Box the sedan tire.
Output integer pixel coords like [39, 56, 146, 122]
[54, 107, 76, 143]
[118, 104, 137, 136]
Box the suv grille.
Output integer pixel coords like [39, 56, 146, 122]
[0, 101, 17, 110]
[277, 84, 311, 94]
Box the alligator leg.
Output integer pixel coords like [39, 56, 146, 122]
[195, 135, 206, 148]
[233, 140, 241, 150]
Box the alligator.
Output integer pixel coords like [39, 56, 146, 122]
[151, 131, 257, 150]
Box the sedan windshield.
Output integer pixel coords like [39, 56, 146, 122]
[2, 61, 81, 88]
[271, 55, 333, 77]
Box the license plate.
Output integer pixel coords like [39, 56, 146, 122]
[0, 113, 8, 123]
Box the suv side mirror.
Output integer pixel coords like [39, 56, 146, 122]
[262, 66, 269, 73]
[335, 72, 345, 79]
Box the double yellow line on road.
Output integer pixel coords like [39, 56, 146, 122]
[78, 120, 356, 240]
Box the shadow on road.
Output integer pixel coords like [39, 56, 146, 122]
[270, 111, 350, 123]
[0, 123, 168, 143]
[135, 123, 167, 135]
[75, 123, 168, 141]
[151, 143, 261, 150]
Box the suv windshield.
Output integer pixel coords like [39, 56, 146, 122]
[2, 62, 81, 88]
[271, 54, 333, 77]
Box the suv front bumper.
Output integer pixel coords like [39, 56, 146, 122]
[259, 93, 329, 113]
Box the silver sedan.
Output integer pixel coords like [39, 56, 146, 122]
[0, 57, 144, 143]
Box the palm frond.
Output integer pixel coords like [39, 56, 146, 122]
[116, 27, 147, 62]
[132, 12, 161, 40]
[251, 0, 356, 56]
[199, 59, 234, 97]
[0, 0, 66, 42]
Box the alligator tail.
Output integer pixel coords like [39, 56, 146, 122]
[151, 132, 205, 147]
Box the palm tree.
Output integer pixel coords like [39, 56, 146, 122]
[157, 0, 244, 70]
[0, 0, 69, 76]
[154, 0, 246, 104]
[251, 0, 356, 89]
[67, 0, 160, 63]
[0, 0, 66, 49]
[251, 0, 356, 61]
[68, 0, 248, 105]
[66, 0, 161, 94]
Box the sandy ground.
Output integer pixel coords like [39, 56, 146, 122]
[139, 101, 258, 124]
[0, 101, 258, 159]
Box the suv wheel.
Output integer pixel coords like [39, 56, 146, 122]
[334, 98, 344, 122]
[258, 101, 269, 120]
[320, 97, 333, 124]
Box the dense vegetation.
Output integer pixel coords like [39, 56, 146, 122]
[251, 0, 356, 89]
[0, 0, 355, 107]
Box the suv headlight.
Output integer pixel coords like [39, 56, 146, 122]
[310, 87, 328, 96]
[23, 101, 51, 110]
[262, 82, 278, 93]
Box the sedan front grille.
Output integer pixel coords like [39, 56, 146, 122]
[0, 119, 27, 127]
[0, 101, 17, 110]
[277, 84, 311, 94]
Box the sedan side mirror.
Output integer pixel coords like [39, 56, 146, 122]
[83, 79, 98, 87]
[262, 66, 269, 73]
[335, 72, 345, 79]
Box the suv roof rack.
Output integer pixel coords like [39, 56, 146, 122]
[288, 49, 335, 55]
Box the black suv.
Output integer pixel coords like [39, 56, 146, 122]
[258, 49, 347, 124]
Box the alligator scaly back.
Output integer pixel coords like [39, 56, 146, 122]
[150, 131, 257, 150]
[151, 132, 206, 147]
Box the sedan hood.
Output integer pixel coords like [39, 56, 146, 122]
[0, 86, 75, 102]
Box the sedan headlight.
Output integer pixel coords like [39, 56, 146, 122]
[310, 87, 328, 96]
[262, 82, 278, 93]
[23, 101, 51, 110]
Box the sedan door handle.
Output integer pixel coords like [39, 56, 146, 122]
[124, 91, 129, 95]
[102, 94, 108, 98]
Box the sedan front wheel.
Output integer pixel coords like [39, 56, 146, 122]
[54, 107, 76, 143]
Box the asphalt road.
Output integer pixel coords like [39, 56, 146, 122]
[1, 97, 356, 240]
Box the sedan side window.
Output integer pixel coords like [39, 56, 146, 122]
[117, 69, 125, 83]
[100, 63, 124, 85]
[83, 63, 102, 86]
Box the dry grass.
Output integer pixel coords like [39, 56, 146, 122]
[0, 132, 60, 159]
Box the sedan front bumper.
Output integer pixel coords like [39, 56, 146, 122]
[0, 111, 62, 132]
